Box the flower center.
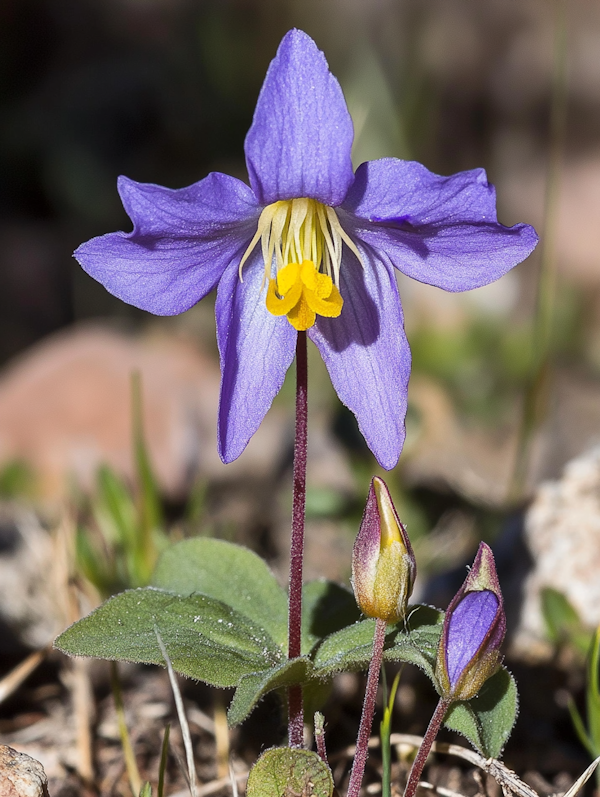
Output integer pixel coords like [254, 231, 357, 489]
[265, 260, 343, 331]
[238, 197, 363, 330]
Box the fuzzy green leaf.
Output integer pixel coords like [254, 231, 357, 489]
[443, 667, 518, 758]
[55, 587, 282, 687]
[228, 657, 315, 727]
[312, 604, 442, 680]
[384, 605, 443, 677]
[246, 748, 333, 797]
[301, 580, 361, 655]
[152, 538, 288, 648]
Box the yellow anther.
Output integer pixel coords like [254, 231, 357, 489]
[238, 197, 364, 327]
[266, 260, 343, 330]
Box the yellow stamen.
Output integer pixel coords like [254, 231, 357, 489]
[266, 260, 343, 331]
[239, 197, 364, 329]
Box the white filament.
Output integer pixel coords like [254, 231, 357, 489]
[238, 198, 364, 287]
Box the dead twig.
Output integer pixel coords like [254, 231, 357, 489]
[168, 770, 248, 797]
[0, 648, 48, 705]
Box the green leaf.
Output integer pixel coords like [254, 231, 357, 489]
[587, 627, 600, 754]
[228, 657, 315, 727]
[152, 538, 288, 649]
[381, 671, 401, 797]
[95, 465, 138, 549]
[158, 724, 170, 797]
[246, 748, 332, 797]
[0, 459, 35, 499]
[301, 580, 361, 655]
[568, 696, 596, 758]
[55, 587, 283, 687]
[76, 524, 115, 596]
[312, 604, 442, 681]
[312, 618, 375, 673]
[443, 667, 518, 758]
[384, 605, 443, 677]
[540, 588, 592, 656]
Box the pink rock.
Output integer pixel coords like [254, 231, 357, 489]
[0, 746, 48, 797]
[0, 325, 289, 500]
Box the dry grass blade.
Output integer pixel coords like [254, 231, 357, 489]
[73, 657, 95, 784]
[168, 771, 248, 797]
[111, 660, 141, 796]
[186, 707, 216, 736]
[558, 755, 600, 797]
[229, 764, 240, 797]
[154, 626, 197, 797]
[214, 698, 230, 779]
[0, 647, 47, 705]
[387, 734, 541, 797]
[419, 781, 470, 797]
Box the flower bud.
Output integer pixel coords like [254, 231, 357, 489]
[436, 542, 506, 701]
[351, 476, 416, 624]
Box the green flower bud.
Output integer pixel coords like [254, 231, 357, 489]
[351, 476, 416, 624]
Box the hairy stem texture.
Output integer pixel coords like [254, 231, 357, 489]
[288, 331, 308, 748]
[347, 617, 387, 797]
[404, 697, 451, 797]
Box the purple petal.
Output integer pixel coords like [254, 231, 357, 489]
[344, 159, 538, 291]
[446, 590, 499, 688]
[353, 480, 382, 582]
[309, 239, 410, 470]
[216, 251, 297, 463]
[244, 29, 354, 207]
[74, 173, 260, 315]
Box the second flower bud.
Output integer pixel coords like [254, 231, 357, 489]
[352, 476, 416, 624]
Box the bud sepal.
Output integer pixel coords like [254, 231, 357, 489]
[435, 542, 506, 702]
[351, 476, 416, 624]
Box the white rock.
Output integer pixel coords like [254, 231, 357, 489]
[512, 446, 600, 659]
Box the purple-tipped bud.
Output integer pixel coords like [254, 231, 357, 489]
[436, 542, 506, 701]
[351, 476, 416, 624]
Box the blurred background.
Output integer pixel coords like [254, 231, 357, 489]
[1, 0, 600, 652]
[2, 0, 600, 791]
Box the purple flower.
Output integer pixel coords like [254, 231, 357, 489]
[352, 476, 416, 623]
[436, 543, 506, 701]
[74, 29, 538, 468]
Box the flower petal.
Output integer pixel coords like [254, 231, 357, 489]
[244, 29, 354, 207]
[446, 590, 499, 688]
[216, 252, 297, 463]
[308, 242, 410, 470]
[344, 159, 538, 291]
[74, 173, 260, 315]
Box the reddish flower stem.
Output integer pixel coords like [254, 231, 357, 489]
[347, 618, 387, 797]
[403, 697, 451, 797]
[287, 331, 308, 748]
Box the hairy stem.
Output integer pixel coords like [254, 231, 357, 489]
[288, 331, 308, 748]
[347, 618, 387, 797]
[404, 697, 451, 797]
[315, 712, 328, 764]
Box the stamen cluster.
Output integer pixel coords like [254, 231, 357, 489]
[236, 198, 365, 330]
[239, 197, 361, 289]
